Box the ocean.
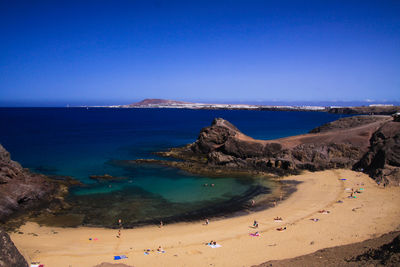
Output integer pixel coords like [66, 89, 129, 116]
[0, 108, 346, 227]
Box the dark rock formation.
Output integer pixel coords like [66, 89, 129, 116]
[354, 119, 400, 185]
[0, 230, 28, 267]
[0, 144, 66, 224]
[328, 106, 400, 115]
[89, 174, 128, 182]
[349, 233, 400, 266]
[309, 115, 387, 133]
[188, 117, 389, 173]
[136, 115, 400, 185]
[254, 231, 400, 267]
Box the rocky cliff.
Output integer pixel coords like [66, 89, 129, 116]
[0, 144, 66, 224]
[354, 121, 400, 185]
[0, 230, 28, 267]
[146, 115, 400, 184]
[189, 116, 390, 172]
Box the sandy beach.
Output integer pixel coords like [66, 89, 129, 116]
[10, 169, 400, 267]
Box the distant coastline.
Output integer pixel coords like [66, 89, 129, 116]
[87, 98, 400, 115]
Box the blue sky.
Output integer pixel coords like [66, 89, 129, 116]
[0, 0, 399, 106]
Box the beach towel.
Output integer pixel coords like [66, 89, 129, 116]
[207, 243, 222, 248]
[250, 233, 260, 237]
[114, 255, 128, 260]
[157, 250, 166, 253]
[144, 252, 149, 255]
[274, 219, 283, 222]
[31, 265, 44, 267]
[340, 179, 347, 181]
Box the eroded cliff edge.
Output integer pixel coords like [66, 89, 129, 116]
[0, 144, 68, 227]
[133, 115, 400, 185]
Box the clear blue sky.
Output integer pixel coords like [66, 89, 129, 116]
[1, 0, 399, 106]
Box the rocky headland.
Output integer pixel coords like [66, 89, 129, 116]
[0, 144, 69, 229]
[133, 114, 400, 185]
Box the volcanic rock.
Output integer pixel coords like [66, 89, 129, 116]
[354, 119, 400, 185]
[0, 144, 65, 223]
[187, 117, 390, 173]
[0, 230, 28, 267]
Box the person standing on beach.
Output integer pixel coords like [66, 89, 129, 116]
[205, 218, 209, 225]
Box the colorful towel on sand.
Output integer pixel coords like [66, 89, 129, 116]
[250, 233, 260, 236]
[114, 255, 128, 260]
[207, 243, 222, 248]
[340, 179, 347, 180]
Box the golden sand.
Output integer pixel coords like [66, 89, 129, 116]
[10, 169, 400, 267]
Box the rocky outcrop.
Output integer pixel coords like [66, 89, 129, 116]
[254, 231, 400, 267]
[187, 117, 390, 173]
[0, 144, 65, 224]
[309, 116, 388, 133]
[354, 120, 400, 185]
[89, 174, 128, 182]
[328, 106, 400, 115]
[138, 115, 400, 184]
[0, 230, 28, 267]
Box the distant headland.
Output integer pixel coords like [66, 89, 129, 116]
[91, 98, 400, 115]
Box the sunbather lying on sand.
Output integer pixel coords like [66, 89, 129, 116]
[310, 218, 319, 222]
[274, 217, 283, 221]
[318, 210, 330, 214]
[276, 227, 286, 231]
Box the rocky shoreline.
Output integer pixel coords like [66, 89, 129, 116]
[131, 114, 399, 186]
[0, 145, 74, 231]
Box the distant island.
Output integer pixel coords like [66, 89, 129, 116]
[91, 98, 400, 115]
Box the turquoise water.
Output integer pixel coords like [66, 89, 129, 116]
[0, 108, 345, 226]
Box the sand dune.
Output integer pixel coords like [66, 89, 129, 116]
[10, 169, 400, 267]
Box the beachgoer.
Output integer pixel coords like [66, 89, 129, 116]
[117, 229, 121, 238]
[160, 221, 163, 228]
[205, 219, 209, 225]
[213, 241, 216, 245]
[251, 200, 255, 206]
[157, 246, 163, 252]
[273, 201, 277, 207]
[253, 220, 258, 227]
